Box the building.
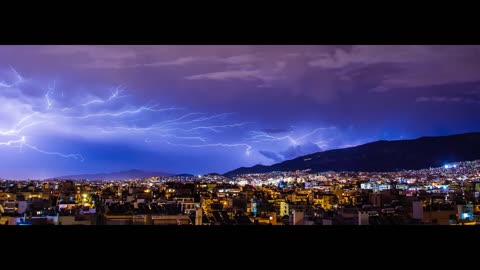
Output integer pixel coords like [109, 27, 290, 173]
[280, 201, 289, 217]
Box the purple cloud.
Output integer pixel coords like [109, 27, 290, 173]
[416, 96, 480, 104]
[185, 70, 266, 81]
[1, 45, 480, 179]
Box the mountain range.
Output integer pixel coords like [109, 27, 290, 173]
[224, 132, 480, 177]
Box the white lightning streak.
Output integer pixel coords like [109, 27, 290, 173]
[14, 112, 39, 129]
[0, 65, 24, 88]
[23, 143, 84, 162]
[0, 113, 47, 136]
[0, 81, 14, 88]
[145, 135, 207, 143]
[150, 112, 205, 128]
[81, 86, 126, 106]
[166, 142, 252, 156]
[172, 122, 253, 133]
[45, 82, 55, 110]
[0, 121, 48, 136]
[0, 136, 84, 161]
[0, 137, 25, 147]
[294, 127, 335, 141]
[94, 113, 209, 133]
[73, 106, 181, 119]
[249, 130, 297, 144]
[249, 127, 335, 145]
[9, 65, 23, 82]
[157, 113, 234, 128]
[98, 118, 248, 138]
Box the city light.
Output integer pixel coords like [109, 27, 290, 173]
[1, 45, 479, 227]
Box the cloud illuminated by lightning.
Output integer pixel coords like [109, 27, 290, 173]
[0, 65, 337, 169]
[0, 66, 258, 164]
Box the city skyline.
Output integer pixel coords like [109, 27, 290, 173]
[1, 45, 480, 179]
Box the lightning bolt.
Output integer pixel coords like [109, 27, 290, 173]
[249, 130, 297, 144]
[149, 112, 205, 128]
[98, 114, 248, 134]
[248, 127, 335, 145]
[13, 112, 39, 129]
[145, 135, 207, 143]
[166, 142, 252, 156]
[0, 121, 48, 136]
[0, 136, 83, 161]
[0, 137, 25, 147]
[0, 65, 24, 88]
[172, 122, 253, 133]
[314, 139, 333, 149]
[1, 66, 258, 166]
[0, 112, 48, 136]
[294, 127, 335, 141]
[70, 106, 181, 119]
[9, 65, 23, 82]
[23, 143, 84, 162]
[158, 113, 234, 127]
[0, 69, 87, 162]
[81, 85, 126, 106]
[44, 81, 55, 110]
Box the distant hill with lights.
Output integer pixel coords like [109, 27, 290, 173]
[55, 169, 173, 180]
[224, 132, 480, 177]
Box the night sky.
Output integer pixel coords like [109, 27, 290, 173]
[1, 45, 480, 179]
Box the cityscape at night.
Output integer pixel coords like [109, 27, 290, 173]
[1, 45, 480, 225]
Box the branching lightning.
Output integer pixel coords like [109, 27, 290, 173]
[249, 130, 297, 144]
[0, 137, 25, 147]
[97, 114, 251, 135]
[0, 66, 257, 163]
[0, 120, 48, 136]
[1, 65, 337, 168]
[23, 142, 85, 162]
[148, 112, 205, 128]
[248, 127, 335, 145]
[295, 127, 335, 141]
[73, 106, 181, 119]
[171, 122, 253, 133]
[145, 135, 207, 143]
[81, 85, 126, 106]
[159, 112, 234, 127]
[166, 142, 252, 156]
